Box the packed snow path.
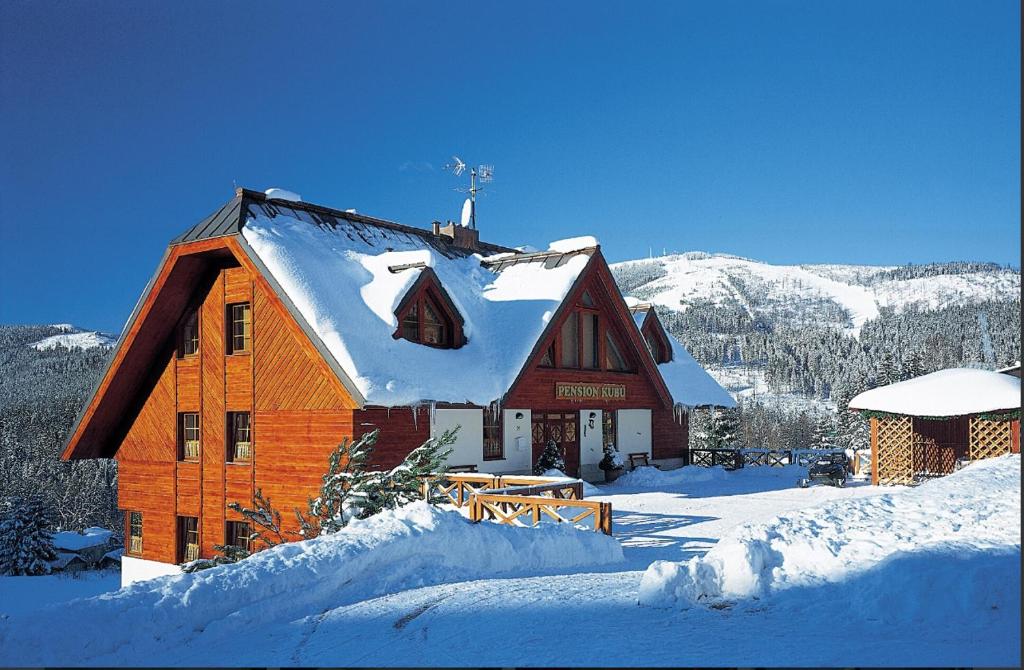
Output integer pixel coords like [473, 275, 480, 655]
[2, 461, 1018, 667]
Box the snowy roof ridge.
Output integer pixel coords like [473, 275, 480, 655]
[848, 368, 1021, 417]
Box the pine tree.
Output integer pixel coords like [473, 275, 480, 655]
[0, 496, 58, 575]
[706, 408, 740, 450]
[357, 428, 456, 520]
[304, 430, 381, 535]
[812, 413, 837, 449]
[533, 439, 565, 474]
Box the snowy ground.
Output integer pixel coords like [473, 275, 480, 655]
[0, 570, 120, 617]
[0, 460, 1018, 667]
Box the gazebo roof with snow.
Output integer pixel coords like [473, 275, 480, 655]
[848, 368, 1021, 418]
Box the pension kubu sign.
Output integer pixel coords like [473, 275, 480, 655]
[555, 382, 627, 401]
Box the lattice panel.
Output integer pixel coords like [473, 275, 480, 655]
[968, 418, 1013, 460]
[876, 416, 913, 485]
[912, 438, 955, 476]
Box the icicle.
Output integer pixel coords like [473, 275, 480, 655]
[409, 404, 417, 431]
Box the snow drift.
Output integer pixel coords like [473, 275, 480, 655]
[0, 502, 622, 666]
[638, 455, 1021, 622]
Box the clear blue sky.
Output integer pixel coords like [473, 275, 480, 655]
[1, 1, 1019, 332]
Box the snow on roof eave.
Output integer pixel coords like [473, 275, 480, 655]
[233, 233, 368, 407]
[848, 368, 1022, 418]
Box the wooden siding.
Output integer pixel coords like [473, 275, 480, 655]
[117, 460, 177, 562]
[253, 410, 354, 534]
[354, 406, 432, 470]
[253, 283, 350, 412]
[652, 408, 688, 460]
[200, 273, 227, 557]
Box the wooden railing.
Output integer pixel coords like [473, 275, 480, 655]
[690, 447, 850, 469]
[422, 473, 586, 508]
[421, 473, 503, 507]
[469, 494, 613, 535]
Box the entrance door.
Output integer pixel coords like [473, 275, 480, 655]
[531, 411, 580, 477]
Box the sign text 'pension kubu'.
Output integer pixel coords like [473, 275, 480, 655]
[555, 381, 627, 401]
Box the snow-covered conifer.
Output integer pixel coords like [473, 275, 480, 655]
[0, 496, 58, 576]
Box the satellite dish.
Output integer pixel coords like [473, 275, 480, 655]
[460, 198, 473, 227]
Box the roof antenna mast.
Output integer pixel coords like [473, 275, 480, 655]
[443, 155, 493, 230]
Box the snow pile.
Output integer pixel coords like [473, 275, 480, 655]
[51, 527, 113, 551]
[549, 235, 599, 252]
[638, 455, 1021, 619]
[0, 502, 622, 665]
[242, 209, 592, 405]
[263, 187, 302, 202]
[848, 367, 1020, 417]
[30, 331, 115, 351]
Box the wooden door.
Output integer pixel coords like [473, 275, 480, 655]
[531, 411, 580, 477]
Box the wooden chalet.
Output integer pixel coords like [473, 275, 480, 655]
[62, 187, 732, 583]
[848, 368, 1021, 486]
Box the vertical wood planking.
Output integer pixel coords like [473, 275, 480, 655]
[200, 271, 226, 556]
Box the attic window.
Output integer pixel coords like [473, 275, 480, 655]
[606, 331, 631, 372]
[394, 270, 464, 349]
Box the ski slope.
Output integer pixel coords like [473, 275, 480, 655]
[612, 252, 1020, 335]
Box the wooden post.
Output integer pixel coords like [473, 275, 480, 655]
[599, 502, 612, 535]
[870, 417, 879, 486]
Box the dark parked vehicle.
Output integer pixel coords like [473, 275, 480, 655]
[798, 451, 850, 488]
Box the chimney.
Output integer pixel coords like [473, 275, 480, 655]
[437, 220, 480, 252]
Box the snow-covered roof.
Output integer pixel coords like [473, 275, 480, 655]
[51, 527, 114, 551]
[628, 303, 736, 408]
[848, 368, 1021, 417]
[241, 208, 596, 406]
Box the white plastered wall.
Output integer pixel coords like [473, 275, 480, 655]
[579, 409, 604, 466]
[501, 409, 533, 473]
[121, 555, 182, 587]
[579, 408, 604, 482]
[617, 409, 652, 457]
[432, 408, 484, 469]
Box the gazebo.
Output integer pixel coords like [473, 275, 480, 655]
[848, 368, 1020, 485]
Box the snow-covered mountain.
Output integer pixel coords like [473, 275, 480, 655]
[611, 254, 1021, 417]
[29, 325, 116, 351]
[612, 253, 1020, 336]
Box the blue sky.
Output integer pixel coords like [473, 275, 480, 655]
[0, 1, 1019, 332]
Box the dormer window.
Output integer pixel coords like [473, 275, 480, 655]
[394, 269, 464, 349]
[639, 309, 673, 364]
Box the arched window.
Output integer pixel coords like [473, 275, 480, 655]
[394, 269, 464, 349]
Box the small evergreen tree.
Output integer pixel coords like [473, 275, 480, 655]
[0, 496, 58, 576]
[304, 430, 381, 535]
[706, 407, 740, 450]
[357, 428, 456, 519]
[533, 439, 565, 474]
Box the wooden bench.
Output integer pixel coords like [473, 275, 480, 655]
[628, 452, 660, 469]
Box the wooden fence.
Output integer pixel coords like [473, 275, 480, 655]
[690, 447, 851, 469]
[422, 472, 612, 535]
[469, 494, 613, 535]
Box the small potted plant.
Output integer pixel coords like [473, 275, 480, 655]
[598, 442, 625, 482]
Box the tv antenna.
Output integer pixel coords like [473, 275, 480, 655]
[443, 155, 493, 229]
